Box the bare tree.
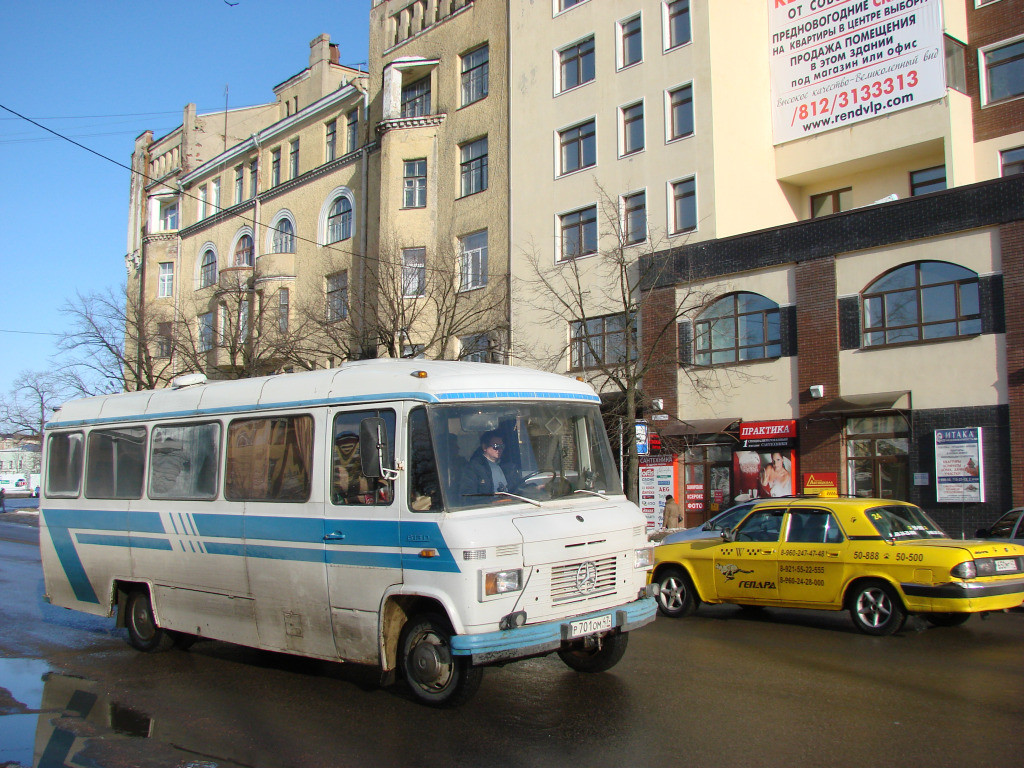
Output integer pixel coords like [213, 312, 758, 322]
[516, 186, 716, 502]
[0, 370, 70, 439]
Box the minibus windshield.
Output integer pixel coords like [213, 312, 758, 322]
[408, 401, 622, 511]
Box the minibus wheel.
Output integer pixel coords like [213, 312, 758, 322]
[557, 630, 628, 673]
[399, 613, 482, 707]
[125, 589, 174, 652]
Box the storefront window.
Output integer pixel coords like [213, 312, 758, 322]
[683, 443, 733, 524]
[846, 415, 909, 499]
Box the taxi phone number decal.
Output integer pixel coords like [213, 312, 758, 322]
[780, 564, 825, 574]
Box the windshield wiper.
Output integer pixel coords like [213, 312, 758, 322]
[463, 491, 543, 508]
[573, 489, 609, 500]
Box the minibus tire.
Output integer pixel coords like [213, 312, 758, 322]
[557, 630, 628, 673]
[125, 589, 174, 653]
[399, 613, 482, 707]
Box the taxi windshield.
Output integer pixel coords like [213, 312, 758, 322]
[866, 504, 948, 540]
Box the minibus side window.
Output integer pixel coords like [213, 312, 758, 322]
[85, 427, 147, 499]
[408, 407, 442, 512]
[226, 415, 313, 502]
[46, 432, 84, 497]
[332, 410, 396, 506]
[149, 422, 221, 500]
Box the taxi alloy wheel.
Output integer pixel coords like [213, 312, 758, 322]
[848, 581, 906, 636]
[656, 567, 699, 618]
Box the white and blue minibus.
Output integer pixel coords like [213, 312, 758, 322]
[40, 360, 657, 705]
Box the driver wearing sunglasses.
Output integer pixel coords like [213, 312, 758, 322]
[462, 429, 522, 497]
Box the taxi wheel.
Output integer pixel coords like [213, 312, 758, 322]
[926, 612, 971, 627]
[848, 581, 906, 636]
[656, 567, 699, 618]
[558, 630, 628, 673]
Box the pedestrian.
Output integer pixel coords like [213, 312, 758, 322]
[0, 486, 6, 513]
[663, 494, 683, 528]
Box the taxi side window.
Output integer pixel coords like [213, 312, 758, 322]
[787, 511, 845, 544]
[734, 510, 783, 542]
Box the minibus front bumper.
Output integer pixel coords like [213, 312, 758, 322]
[450, 595, 657, 665]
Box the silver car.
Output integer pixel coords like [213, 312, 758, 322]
[660, 502, 756, 545]
[976, 507, 1024, 546]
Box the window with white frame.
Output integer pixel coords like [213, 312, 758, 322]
[666, 0, 691, 50]
[559, 37, 595, 92]
[671, 177, 696, 233]
[158, 263, 174, 298]
[249, 159, 258, 198]
[981, 37, 1024, 105]
[210, 178, 220, 213]
[198, 184, 208, 219]
[668, 83, 694, 140]
[327, 271, 348, 322]
[559, 0, 585, 11]
[570, 313, 636, 370]
[159, 200, 178, 231]
[462, 44, 489, 106]
[234, 234, 254, 267]
[272, 219, 295, 253]
[403, 247, 427, 297]
[271, 148, 282, 187]
[199, 312, 215, 352]
[235, 165, 244, 203]
[1001, 146, 1024, 176]
[559, 119, 596, 175]
[460, 137, 488, 196]
[459, 230, 488, 291]
[326, 119, 337, 162]
[278, 288, 289, 333]
[621, 102, 644, 155]
[623, 191, 646, 245]
[401, 76, 431, 117]
[619, 16, 642, 68]
[560, 205, 597, 260]
[404, 159, 427, 208]
[289, 139, 300, 179]
[347, 109, 359, 152]
[200, 249, 217, 288]
[327, 196, 353, 243]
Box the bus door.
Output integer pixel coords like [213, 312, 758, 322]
[324, 407, 401, 664]
[230, 412, 336, 659]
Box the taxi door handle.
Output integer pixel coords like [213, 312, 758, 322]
[827, 552, 840, 557]
[324, 531, 346, 542]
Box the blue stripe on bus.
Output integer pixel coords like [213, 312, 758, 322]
[76, 534, 173, 551]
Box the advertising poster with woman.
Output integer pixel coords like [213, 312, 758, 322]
[733, 421, 797, 501]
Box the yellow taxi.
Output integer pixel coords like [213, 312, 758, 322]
[651, 497, 1024, 635]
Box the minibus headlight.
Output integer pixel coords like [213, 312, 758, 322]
[951, 561, 976, 580]
[634, 547, 654, 570]
[484, 569, 523, 596]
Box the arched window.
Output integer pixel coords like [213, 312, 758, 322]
[234, 234, 254, 267]
[199, 249, 218, 288]
[695, 292, 781, 366]
[327, 197, 352, 243]
[862, 261, 980, 346]
[272, 219, 295, 253]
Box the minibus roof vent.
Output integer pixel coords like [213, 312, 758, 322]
[171, 373, 208, 389]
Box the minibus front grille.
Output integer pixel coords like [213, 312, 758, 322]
[550, 556, 617, 605]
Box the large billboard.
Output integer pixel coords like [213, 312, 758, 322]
[770, 0, 946, 144]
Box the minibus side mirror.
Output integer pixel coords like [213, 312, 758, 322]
[359, 417, 391, 479]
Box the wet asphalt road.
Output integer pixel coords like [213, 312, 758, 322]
[2, 516, 1023, 768]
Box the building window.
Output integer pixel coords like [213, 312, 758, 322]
[810, 187, 851, 218]
[200, 249, 217, 288]
[198, 185, 208, 219]
[846, 414, 909, 501]
[159, 200, 178, 231]
[621, 102, 644, 155]
[666, 0, 691, 50]
[403, 247, 427, 297]
[910, 166, 946, 196]
[460, 334, 493, 363]
[278, 288, 289, 333]
[945, 36, 967, 93]
[235, 165, 244, 203]
[623, 191, 646, 245]
[668, 83, 694, 140]
[559, 119, 596, 175]
[199, 312, 215, 352]
[403, 159, 427, 208]
[158, 263, 174, 298]
[695, 292, 781, 366]
[560, 205, 598, 260]
[210, 178, 220, 213]
[460, 137, 488, 197]
[671, 177, 696, 233]
[347, 109, 359, 153]
[862, 261, 981, 347]
[1002, 146, 1024, 176]
[570, 313, 636, 370]
[459, 230, 488, 291]
[401, 76, 431, 117]
[289, 139, 300, 179]
[272, 219, 295, 253]
[271, 148, 282, 187]
[462, 44, 489, 106]
[620, 16, 642, 68]
[559, 37, 595, 92]
[155, 322, 172, 359]
[325, 119, 337, 162]
[328, 197, 353, 243]
[402, 343, 426, 359]
[249, 159, 258, 199]
[327, 271, 348, 322]
[559, 0, 584, 10]
[234, 234, 254, 267]
[981, 37, 1024, 105]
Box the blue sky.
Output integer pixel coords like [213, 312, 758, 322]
[0, 0, 369, 401]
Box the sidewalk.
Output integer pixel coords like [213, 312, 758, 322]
[0, 508, 40, 527]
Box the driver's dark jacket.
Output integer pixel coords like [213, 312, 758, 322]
[460, 449, 522, 496]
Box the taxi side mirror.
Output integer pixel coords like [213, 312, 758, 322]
[720, 528, 736, 543]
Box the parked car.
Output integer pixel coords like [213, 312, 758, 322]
[660, 501, 758, 544]
[976, 508, 1024, 546]
[651, 497, 1024, 635]
[0, 475, 31, 498]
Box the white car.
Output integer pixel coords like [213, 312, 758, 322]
[0, 475, 32, 498]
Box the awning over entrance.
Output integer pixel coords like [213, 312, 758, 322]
[659, 417, 740, 437]
[819, 390, 910, 414]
